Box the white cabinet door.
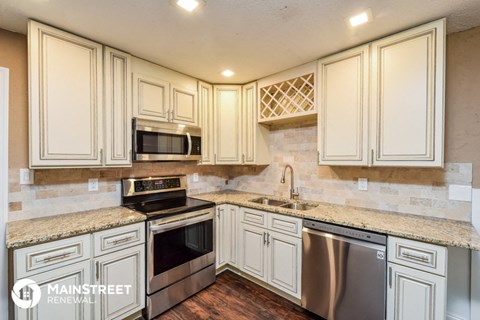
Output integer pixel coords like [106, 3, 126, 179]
[104, 47, 132, 167]
[132, 73, 170, 122]
[267, 231, 302, 298]
[214, 85, 242, 164]
[318, 45, 369, 166]
[15, 260, 91, 320]
[371, 19, 445, 167]
[242, 82, 257, 164]
[93, 245, 145, 320]
[29, 20, 103, 168]
[239, 223, 267, 282]
[199, 81, 214, 164]
[171, 84, 197, 126]
[387, 263, 446, 320]
[215, 205, 229, 268]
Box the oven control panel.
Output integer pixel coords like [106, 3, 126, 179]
[134, 178, 181, 192]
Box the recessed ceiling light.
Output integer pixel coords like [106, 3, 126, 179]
[349, 9, 373, 27]
[221, 70, 235, 77]
[175, 0, 205, 13]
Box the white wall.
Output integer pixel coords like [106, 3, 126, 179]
[471, 188, 480, 319]
[0, 68, 9, 318]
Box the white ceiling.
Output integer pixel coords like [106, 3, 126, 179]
[1, 0, 480, 83]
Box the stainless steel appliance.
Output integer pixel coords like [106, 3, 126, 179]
[121, 176, 215, 319]
[302, 220, 387, 320]
[132, 118, 201, 161]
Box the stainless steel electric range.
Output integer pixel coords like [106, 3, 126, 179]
[121, 175, 216, 319]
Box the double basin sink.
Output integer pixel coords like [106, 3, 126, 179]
[249, 197, 318, 211]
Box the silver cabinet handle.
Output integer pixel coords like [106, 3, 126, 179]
[267, 233, 270, 246]
[217, 207, 220, 219]
[186, 132, 192, 157]
[106, 235, 134, 245]
[401, 251, 430, 262]
[41, 252, 73, 263]
[389, 266, 392, 288]
[170, 110, 174, 122]
[242, 154, 245, 164]
[96, 261, 100, 281]
[263, 232, 267, 245]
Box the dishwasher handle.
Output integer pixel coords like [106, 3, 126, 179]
[303, 227, 386, 252]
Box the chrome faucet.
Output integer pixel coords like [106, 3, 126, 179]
[280, 164, 299, 200]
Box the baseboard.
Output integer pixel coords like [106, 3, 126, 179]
[447, 312, 468, 320]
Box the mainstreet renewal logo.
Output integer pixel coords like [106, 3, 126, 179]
[11, 279, 42, 309]
[12, 279, 132, 309]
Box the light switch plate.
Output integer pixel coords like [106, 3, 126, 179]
[358, 178, 368, 191]
[193, 173, 199, 183]
[19, 168, 34, 185]
[449, 184, 472, 202]
[88, 178, 99, 192]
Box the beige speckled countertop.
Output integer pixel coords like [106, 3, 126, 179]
[6, 207, 146, 249]
[191, 190, 480, 251]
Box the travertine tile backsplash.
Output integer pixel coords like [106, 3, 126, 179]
[227, 121, 473, 222]
[8, 121, 473, 222]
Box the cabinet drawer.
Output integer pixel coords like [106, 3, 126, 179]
[93, 222, 145, 257]
[14, 234, 91, 280]
[240, 208, 267, 228]
[268, 213, 302, 238]
[388, 236, 447, 276]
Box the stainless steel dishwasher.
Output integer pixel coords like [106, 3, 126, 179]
[302, 219, 387, 320]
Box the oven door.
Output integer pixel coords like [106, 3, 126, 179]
[147, 209, 215, 294]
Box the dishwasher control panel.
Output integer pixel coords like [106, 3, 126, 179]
[303, 219, 387, 245]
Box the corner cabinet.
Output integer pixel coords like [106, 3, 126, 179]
[211, 83, 269, 165]
[131, 58, 198, 126]
[29, 20, 103, 168]
[215, 205, 238, 268]
[28, 21, 132, 168]
[317, 19, 445, 167]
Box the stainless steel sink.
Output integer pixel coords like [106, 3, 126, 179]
[280, 202, 318, 211]
[249, 197, 288, 207]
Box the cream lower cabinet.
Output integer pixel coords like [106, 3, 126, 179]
[215, 205, 238, 268]
[15, 260, 91, 320]
[317, 19, 445, 167]
[11, 223, 145, 320]
[238, 208, 302, 298]
[387, 236, 447, 320]
[93, 245, 145, 320]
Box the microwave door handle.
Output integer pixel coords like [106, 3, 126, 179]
[186, 132, 192, 157]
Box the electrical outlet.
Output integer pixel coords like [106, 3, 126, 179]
[193, 173, 199, 183]
[19, 168, 34, 185]
[88, 178, 99, 192]
[358, 178, 368, 191]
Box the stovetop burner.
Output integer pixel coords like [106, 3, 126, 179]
[121, 175, 215, 220]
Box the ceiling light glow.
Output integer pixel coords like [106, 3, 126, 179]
[221, 70, 235, 77]
[176, 0, 200, 12]
[349, 9, 372, 27]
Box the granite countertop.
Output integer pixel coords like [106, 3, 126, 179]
[191, 190, 480, 251]
[6, 207, 146, 249]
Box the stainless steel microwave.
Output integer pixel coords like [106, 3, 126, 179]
[132, 118, 201, 161]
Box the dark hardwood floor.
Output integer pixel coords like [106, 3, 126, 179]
[155, 270, 323, 320]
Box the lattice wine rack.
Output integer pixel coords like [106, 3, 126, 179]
[259, 73, 315, 122]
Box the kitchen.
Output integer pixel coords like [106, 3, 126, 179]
[1, 0, 480, 319]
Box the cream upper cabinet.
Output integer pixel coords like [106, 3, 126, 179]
[317, 19, 445, 168]
[371, 19, 445, 167]
[242, 82, 270, 165]
[214, 85, 242, 164]
[318, 45, 369, 166]
[132, 73, 170, 122]
[131, 57, 198, 126]
[199, 81, 214, 164]
[104, 47, 132, 166]
[29, 20, 103, 168]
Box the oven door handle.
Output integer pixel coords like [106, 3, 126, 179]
[186, 132, 192, 158]
[149, 210, 213, 234]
